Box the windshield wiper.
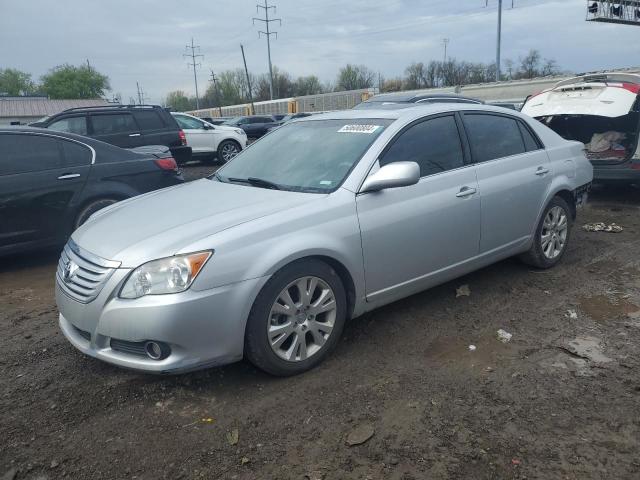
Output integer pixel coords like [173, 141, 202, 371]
[227, 177, 281, 190]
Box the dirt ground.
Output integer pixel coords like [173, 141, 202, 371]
[2, 168, 640, 480]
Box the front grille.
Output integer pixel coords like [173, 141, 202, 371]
[56, 240, 121, 303]
[110, 339, 147, 357]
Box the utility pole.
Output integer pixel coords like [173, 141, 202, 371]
[442, 38, 450, 63]
[496, 0, 502, 82]
[253, 0, 281, 100]
[240, 44, 255, 115]
[209, 70, 223, 117]
[184, 38, 203, 109]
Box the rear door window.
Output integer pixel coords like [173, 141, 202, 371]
[463, 114, 526, 163]
[0, 133, 63, 175]
[60, 140, 92, 167]
[133, 111, 165, 131]
[48, 116, 88, 136]
[380, 115, 465, 177]
[90, 114, 137, 135]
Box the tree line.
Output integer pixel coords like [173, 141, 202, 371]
[167, 49, 562, 111]
[0, 49, 561, 108]
[0, 65, 110, 99]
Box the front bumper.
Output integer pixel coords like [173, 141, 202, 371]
[56, 270, 267, 374]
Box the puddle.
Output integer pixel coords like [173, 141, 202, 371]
[578, 294, 640, 322]
[424, 334, 515, 371]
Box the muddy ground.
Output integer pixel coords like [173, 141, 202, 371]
[1, 168, 640, 480]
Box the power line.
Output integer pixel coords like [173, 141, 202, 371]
[485, 0, 515, 81]
[240, 44, 255, 114]
[184, 38, 204, 109]
[253, 0, 281, 100]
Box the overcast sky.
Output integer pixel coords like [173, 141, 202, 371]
[1, 0, 638, 103]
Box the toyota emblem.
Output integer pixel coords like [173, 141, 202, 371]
[63, 261, 79, 283]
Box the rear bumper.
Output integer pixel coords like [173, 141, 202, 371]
[593, 164, 640, 183]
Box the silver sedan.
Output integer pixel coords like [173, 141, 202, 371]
[56, 105, 593, 376]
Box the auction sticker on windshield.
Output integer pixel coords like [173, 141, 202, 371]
[338, 125, 382, 134]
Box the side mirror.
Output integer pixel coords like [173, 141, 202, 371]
[360, 161, 420, 193]
[203, 123, 214, 130]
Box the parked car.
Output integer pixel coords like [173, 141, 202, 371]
[201, 116, 232, 126]
[354, 92, 483, 110]
[522, 73, 640, 183]
[171, 112, 247, 163]
[265, 112, 314, 133]
[56, 104, 592, 376]
[32, 104, 192, 165]
[0, 127, 183, 256]
[223, 115, 276, 138]
[272, 114, 287, 121]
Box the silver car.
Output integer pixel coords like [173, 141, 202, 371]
[56, 105, 593, 376]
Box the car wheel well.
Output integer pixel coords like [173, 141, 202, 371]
[278, 255, 356, 320]
[554, 190, 576, 219]
[74, 195, 127, 229]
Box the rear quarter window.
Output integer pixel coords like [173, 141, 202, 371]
[518, 121, 543, 151]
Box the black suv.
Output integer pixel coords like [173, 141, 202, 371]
[222, 115, 276, 138]
[32, 105, 192, 164]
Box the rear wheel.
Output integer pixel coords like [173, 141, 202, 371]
[520, 196, 573, 269]
[244, 259, 347, 376]
[217, 140, 241, 163]
[74, 198, 119, 230]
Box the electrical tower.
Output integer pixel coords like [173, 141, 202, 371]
[184, 38, 204, 109]
[586, 1, 640, 26]
[253, 0, 281, 100]
[442, 38, 450, 62]
[136, 81, 146, 105]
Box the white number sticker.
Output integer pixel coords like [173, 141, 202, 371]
[338, 125, 381, 134]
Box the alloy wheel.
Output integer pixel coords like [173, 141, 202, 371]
[541, 205, 568, 259]
[221, 143, 239, 162]
[267, 276, 337, 362]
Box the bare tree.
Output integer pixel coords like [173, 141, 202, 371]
[336, 64, 375, 91]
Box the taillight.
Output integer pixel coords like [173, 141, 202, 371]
[621, 83, 640, 95]
[154, 157, 177, 171]
[178, 130, 187, 145]
[630, 162, 640, 170]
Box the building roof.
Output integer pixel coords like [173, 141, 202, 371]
[0, 97, 112, 118]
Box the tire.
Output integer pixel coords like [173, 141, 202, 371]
[244, 259, 347, 376]
[74, 198, 119, 230]
[520, 196, 573, 269]
[217, 140, 241, 163]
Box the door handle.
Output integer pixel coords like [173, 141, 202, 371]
[535, 167, 550, 176]
[129, 133, 141, 137]
[456, 186, 477, 198]
[57, 173, 81, 180]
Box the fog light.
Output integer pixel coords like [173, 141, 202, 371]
[144, 341, 170, 360]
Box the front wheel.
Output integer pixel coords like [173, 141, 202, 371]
[520, 196, 573, 269]
[217, 140, 241, 163]
[244, 259, 347, 376]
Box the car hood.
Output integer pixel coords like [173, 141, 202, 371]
[214, 124, 243, 133]
[72, 179, 321, 267]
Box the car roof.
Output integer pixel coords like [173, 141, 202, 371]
[295, 103, 525, 123]
[0, 125, 113, 147]
[362, 92, 482, 104]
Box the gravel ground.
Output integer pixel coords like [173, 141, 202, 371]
[1, 170, 640, 479]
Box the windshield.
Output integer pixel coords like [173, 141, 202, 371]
[215, 118, 392, 193]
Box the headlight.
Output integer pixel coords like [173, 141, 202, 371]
[120, 251, 212, 299]
[235, 128, 245, 135]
